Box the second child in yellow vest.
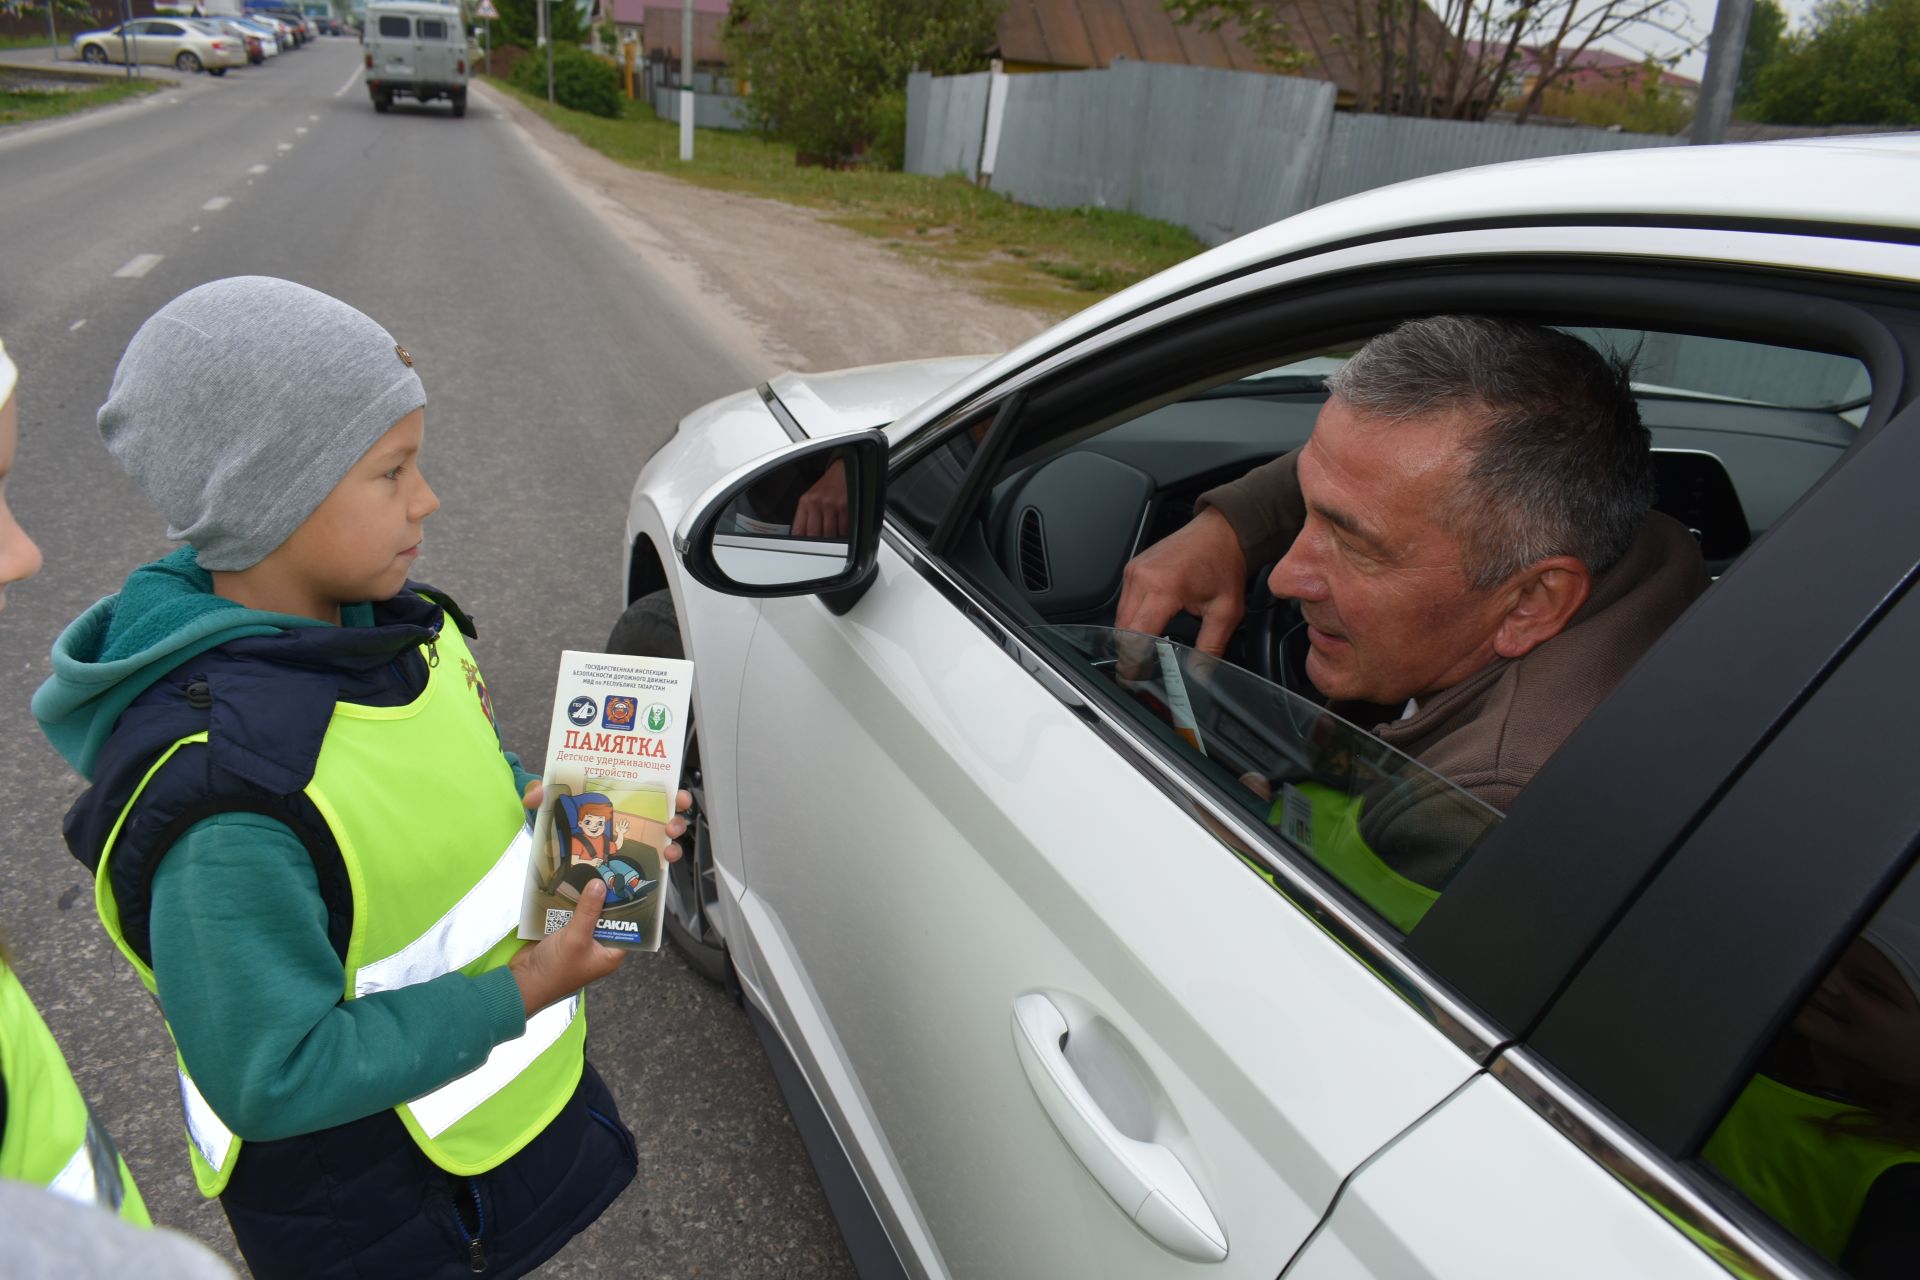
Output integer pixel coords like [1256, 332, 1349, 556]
[31, 280, 688, 1280]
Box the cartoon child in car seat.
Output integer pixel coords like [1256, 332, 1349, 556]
[553, 792, 656, 907]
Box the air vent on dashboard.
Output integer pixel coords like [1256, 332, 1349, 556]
[1017, 507, 1051, 593]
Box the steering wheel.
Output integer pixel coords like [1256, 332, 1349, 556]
[1242, 562, 1324, 707]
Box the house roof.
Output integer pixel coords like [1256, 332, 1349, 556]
[994, 0, 1456, 101]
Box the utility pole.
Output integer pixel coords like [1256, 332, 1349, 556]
[1691, 0, 1754, 144]
[539, 0, 552, 103]
[678, 0, 692, 160]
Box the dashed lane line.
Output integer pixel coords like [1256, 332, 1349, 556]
[333, 67, 363, 97]
[276, 142, 292, 151]
[113, 254, 163, 279]
[203, 196, 232, 211]
[69, 319, 86, 332]
[247, 163, 268, 174]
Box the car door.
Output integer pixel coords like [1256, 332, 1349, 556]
[142, 20, 186, 66]
[372, 13, 413, 82]
[731, 527, 1490, 1279]
[412, 12, 453, 84]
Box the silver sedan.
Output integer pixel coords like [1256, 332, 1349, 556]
[72, 17, 247, 74]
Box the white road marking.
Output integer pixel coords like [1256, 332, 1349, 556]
[191, 225, 200, 233]
[276, 142, 292, 151]
[295, 126, 308, 135]
[69, 319, 86, 332]
[333, 66, 363, 98]
[247, 163, 268, 174]
[113, 254, 163, 279]
[307, 113, 319, 121]
[202, 196, 231, 211]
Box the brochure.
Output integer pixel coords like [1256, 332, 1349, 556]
[518, 649, 694, 950]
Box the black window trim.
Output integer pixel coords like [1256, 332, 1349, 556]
[881, 256, 1918, 1048]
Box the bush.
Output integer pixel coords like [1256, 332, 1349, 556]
[510, 44, 621, 118]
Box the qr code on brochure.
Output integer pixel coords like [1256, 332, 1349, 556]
[544, 908, 572, 935]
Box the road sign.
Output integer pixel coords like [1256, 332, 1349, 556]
[473, 0, 498, 18]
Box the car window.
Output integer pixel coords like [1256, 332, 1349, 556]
[1697, 862, 1920, 1277]
[150, 20, 184, 34]
[377, 14, 410, 37]
[417, 17, 447, 38]
[1032, 625, 1501, 934]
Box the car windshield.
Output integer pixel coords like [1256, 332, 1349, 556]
[1029, 625, 1502, 933]
[1209, 329, 1871, 412]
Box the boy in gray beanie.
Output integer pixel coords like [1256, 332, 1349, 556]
[35, 278, 682, 1279]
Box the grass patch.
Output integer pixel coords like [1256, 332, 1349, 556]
[0, 34, 58, 51]
[0, 77, 157, 126]
[485, 77, 1203, 317]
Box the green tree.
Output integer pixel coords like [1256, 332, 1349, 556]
[1748, 0, 1920, 124]
[1535, 58, 1693, 130]
[723, 0, 1001, 164]
[1735, 0, 1788, 106]
[489, 0, 586, 53]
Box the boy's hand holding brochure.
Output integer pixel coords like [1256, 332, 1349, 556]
[509, 783, 692, 1014]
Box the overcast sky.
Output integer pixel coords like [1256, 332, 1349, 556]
[1602, 0, 1821, 79]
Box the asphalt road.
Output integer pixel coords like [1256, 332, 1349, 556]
[0, 42, 854, 1278]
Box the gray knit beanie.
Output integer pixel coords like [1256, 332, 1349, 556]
[99, 276, 427, 571]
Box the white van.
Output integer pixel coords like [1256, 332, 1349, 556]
[363, 0, 467, 116]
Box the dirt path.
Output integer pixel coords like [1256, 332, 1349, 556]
[476, 79, 1050, 378]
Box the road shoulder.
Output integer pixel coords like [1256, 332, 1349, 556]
[474, 78, 1049, 377]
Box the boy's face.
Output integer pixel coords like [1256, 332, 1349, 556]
[0, 388, 46, 615]
[579, 814, 606, 837]
[256, 409, 437, 619]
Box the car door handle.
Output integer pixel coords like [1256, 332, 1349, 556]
[1011, 993, 1227, 1263]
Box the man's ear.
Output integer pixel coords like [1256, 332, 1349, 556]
[1493, 556, 1591, 659]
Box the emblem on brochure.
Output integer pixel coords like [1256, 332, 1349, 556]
[601, 696, 638, 731]
[567, 696, 597, 726]
[644, 703, 670, 732]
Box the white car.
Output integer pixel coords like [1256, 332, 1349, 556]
[615, 136, 1920, 1280]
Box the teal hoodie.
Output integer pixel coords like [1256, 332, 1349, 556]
[34, 547, 349, 779]
[33, 549, 527, 1143]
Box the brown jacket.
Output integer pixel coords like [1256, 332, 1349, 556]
[1201, 452, 1710, 815]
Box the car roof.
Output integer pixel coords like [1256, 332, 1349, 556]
[1030, 136, 1920, 358]
[365, 1, 460, 12]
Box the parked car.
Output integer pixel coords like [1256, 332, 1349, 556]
[362, 1, 467, 116]
[242, 7, 303, 45]
[613, 135, 1920, 1280]
[73, 17, 245, 73]
[190, 18, 264, 64]
[228, 16, 284, 55]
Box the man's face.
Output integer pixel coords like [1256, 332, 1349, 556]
[1267, 396, 1511, 705]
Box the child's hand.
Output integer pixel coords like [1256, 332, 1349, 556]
[661, 789, 693, 864]
[521, 779, 544, 811]
[509, 879, 626, 1016]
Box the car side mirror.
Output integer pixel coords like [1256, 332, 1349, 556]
[674, 430, 887, 602]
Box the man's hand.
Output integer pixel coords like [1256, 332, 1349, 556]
[510, 879, 626, 1016]
[1115, 507, 1249, 656]
[793, 459, 849, 539]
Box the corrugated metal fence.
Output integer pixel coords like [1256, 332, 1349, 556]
[908, 61, 1683, 244]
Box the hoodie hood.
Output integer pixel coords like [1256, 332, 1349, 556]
[33, 547, 346, 779]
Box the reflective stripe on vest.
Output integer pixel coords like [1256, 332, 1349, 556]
[178, 1066, 236, 1178]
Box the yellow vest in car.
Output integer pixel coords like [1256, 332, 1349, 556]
[93, 621, 585, 1197]
[0, 963, 150, 1225]
[1704, 1071, 1920, 1261]
[1263, 783, 1440, 932]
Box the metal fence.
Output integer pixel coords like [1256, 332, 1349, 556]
[907, 61, 1681, 245]
[640, 65, 749, 129]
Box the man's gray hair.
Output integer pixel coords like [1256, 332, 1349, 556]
[1325, 316, 1653, 589]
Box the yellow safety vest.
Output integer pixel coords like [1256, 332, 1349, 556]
[0, 962, 150, 1224]
[1704, 1072, 1920, 1261]
[94, 620, 584, 1196]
